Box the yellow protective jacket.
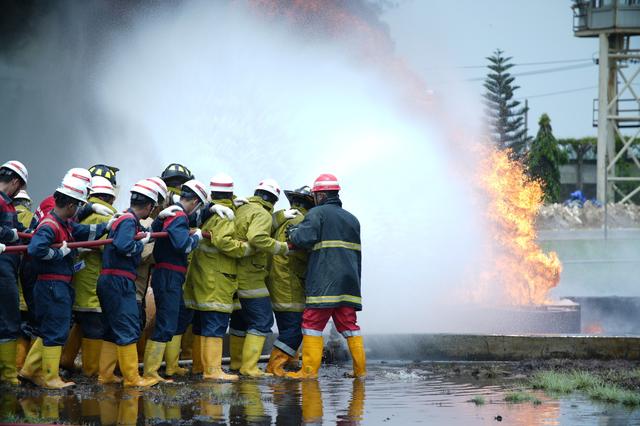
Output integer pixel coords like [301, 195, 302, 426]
[184, 199, 251, 312]
[16, 205, 33, 311]
[266, 207, 308, 312]
[71, 197, 116, 312]
[235, 196, 288, 299]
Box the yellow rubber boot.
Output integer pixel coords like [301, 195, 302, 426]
[228, 335, 244, 371]
[0, 340, 19, 385]
[117, 343, 159, 388]
[164, 335, 188, 376]
[15, 336, 30, 370]
[19, 337, 44, 386]
[346, 336, 367, 378]
[143, 340, 170, 383]
[191, 335, 203, 375]
[301, 380, 323, 423]
[286, 335, 323, 380]
[98, 341, 122, 384]
[81, 338, 102, 377]
[239, 334, 272, 378]
[180, 325, 194, 359]
[60, 323, 82, 370]
[42, 345, 75, 389]
[286, 350, 300, 369]
[265, 347, 292, 377]
[202, 337, 238, 381]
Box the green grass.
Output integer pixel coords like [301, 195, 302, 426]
[0, 415, 51, 424]
[587, 384, 640, 406]
[504, 391, 541, 405]
[469, 395, 485, 405]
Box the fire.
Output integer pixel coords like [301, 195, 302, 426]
[478, 148, 562, 305]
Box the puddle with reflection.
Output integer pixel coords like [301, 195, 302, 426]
[1, 362, 640, 424]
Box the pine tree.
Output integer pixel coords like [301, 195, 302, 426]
[527, 114, 564, 203]
[483, 49, 528, 155]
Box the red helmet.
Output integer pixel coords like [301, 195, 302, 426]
[312, 173, 341, 192]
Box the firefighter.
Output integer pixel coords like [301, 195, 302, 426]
[95, 180, 158, 388]
[183, 173, 253, 381]
[161, 163, 194, 201]
[20, 170, 110, 389]
[142, 179, 205, 383]
[13, 190, 33, 371]
[0, 160, 28, 385]
[229, 179, 289, 377]
[71, 176, 117, 377]
[286, 174, 365, 379]
[265, 186, 314, 376]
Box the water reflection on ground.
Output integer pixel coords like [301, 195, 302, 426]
[1, 363, 640, 424]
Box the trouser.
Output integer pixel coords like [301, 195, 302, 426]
[196, 311, 230, 338]
[0, 255, 20, 342]
[273, 311, 303, 356]
[33, 279, 74, 346]
[19, 257, 38, 333]
[150, 268, 186, 342]
[229, 297, 274, 337]
[176, 298, 193, 336]
[96, 275, 141, 346]
[19, 310, 34, 340]
[75, 311, 105, 340]
[301, 306, 361, 337]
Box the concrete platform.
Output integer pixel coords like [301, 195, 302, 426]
[364, 333, 640, 361]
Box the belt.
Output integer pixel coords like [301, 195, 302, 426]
[101, 268, 137, 281]
[155, 262, 187, 274]
[37, 274, 72, 283]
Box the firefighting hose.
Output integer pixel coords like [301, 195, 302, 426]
[2, 230, 212, 254]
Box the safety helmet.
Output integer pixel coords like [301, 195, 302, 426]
[145, 177, 168, 202]
[311, 173, 341, 192]
[90, 176, 116, 197]
[255, 178, 281, 200]
[56, 169, 91, 203]
[0, 160, 28, 184]
[130, 179, 159, 204]
[14, 190, 31, 202]
[182, 179, 209, 204]
[88, 164, 119, 186]
[285, 185, 313, 204]
[209, 173, 234, 193]
[161, 163, 193, 184]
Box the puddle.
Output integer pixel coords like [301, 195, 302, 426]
[1, 362, 640, 424]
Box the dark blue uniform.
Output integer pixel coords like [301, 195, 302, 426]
[0, 191, 25, 343]
[150, 205, 199, 342]
[28, 212, 105, 346]
[96, 210, 146, 346]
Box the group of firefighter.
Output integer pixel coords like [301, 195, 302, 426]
[0, 160, 365, 389]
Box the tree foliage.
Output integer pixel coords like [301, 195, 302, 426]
[527, 114, 564, 203]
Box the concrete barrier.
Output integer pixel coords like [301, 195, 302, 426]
[364, 334, 640, 361]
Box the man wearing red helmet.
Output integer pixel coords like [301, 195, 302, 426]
[285, 174, 365, 379]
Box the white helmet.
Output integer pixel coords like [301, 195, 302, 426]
[145, 177, 168, 202]
[209, 173, 234, 193]
[255, 178, 281, 200]
[131, 179, 159, 204]
[14, 190, 31, 202]
[182, 179, 209, 204]
[1, 160, 28, 184]
[56, 170, 90, 203]
[90, 176, 116, 197]
[63, 168, 92, 190]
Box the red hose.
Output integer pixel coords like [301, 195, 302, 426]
[4, 230, 210, 254]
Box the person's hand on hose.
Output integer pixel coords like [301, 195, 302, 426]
[59, 241, 72, 257]
[140, 232, 152, 244]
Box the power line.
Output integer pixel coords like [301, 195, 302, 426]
[426, 58, 593, 70]
[517, 85, 597, 100]
[466, 62, 594, 82]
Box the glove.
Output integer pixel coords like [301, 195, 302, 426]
[92, 203, 113, 217]
[0, 243, 5, 254]
[284, 224, 295, 241]
[140, 232, 152, 244]
[77, 247, 93, 254]
[192, 229, 203, 241]
[172, 194, 181, 204]
[106, 215, 118, 231]
[9, 228, 19, 243]
[210, 204, 235, 220]
[59, 241, 71, 257]
[233, 197, 249, 207]
[283, 209, 300, 220]
[159, 205, 183, 219]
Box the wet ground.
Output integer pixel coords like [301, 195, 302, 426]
[2, 361, 640, 425]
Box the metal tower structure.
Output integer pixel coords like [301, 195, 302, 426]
[573, 0, 640, 203]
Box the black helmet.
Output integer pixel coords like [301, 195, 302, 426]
[88, 164, 119, 185]
[284, 185, 313, 205]
[161, 163, 193, 184]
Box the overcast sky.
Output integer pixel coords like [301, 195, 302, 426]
[384, 0, 602, 139]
